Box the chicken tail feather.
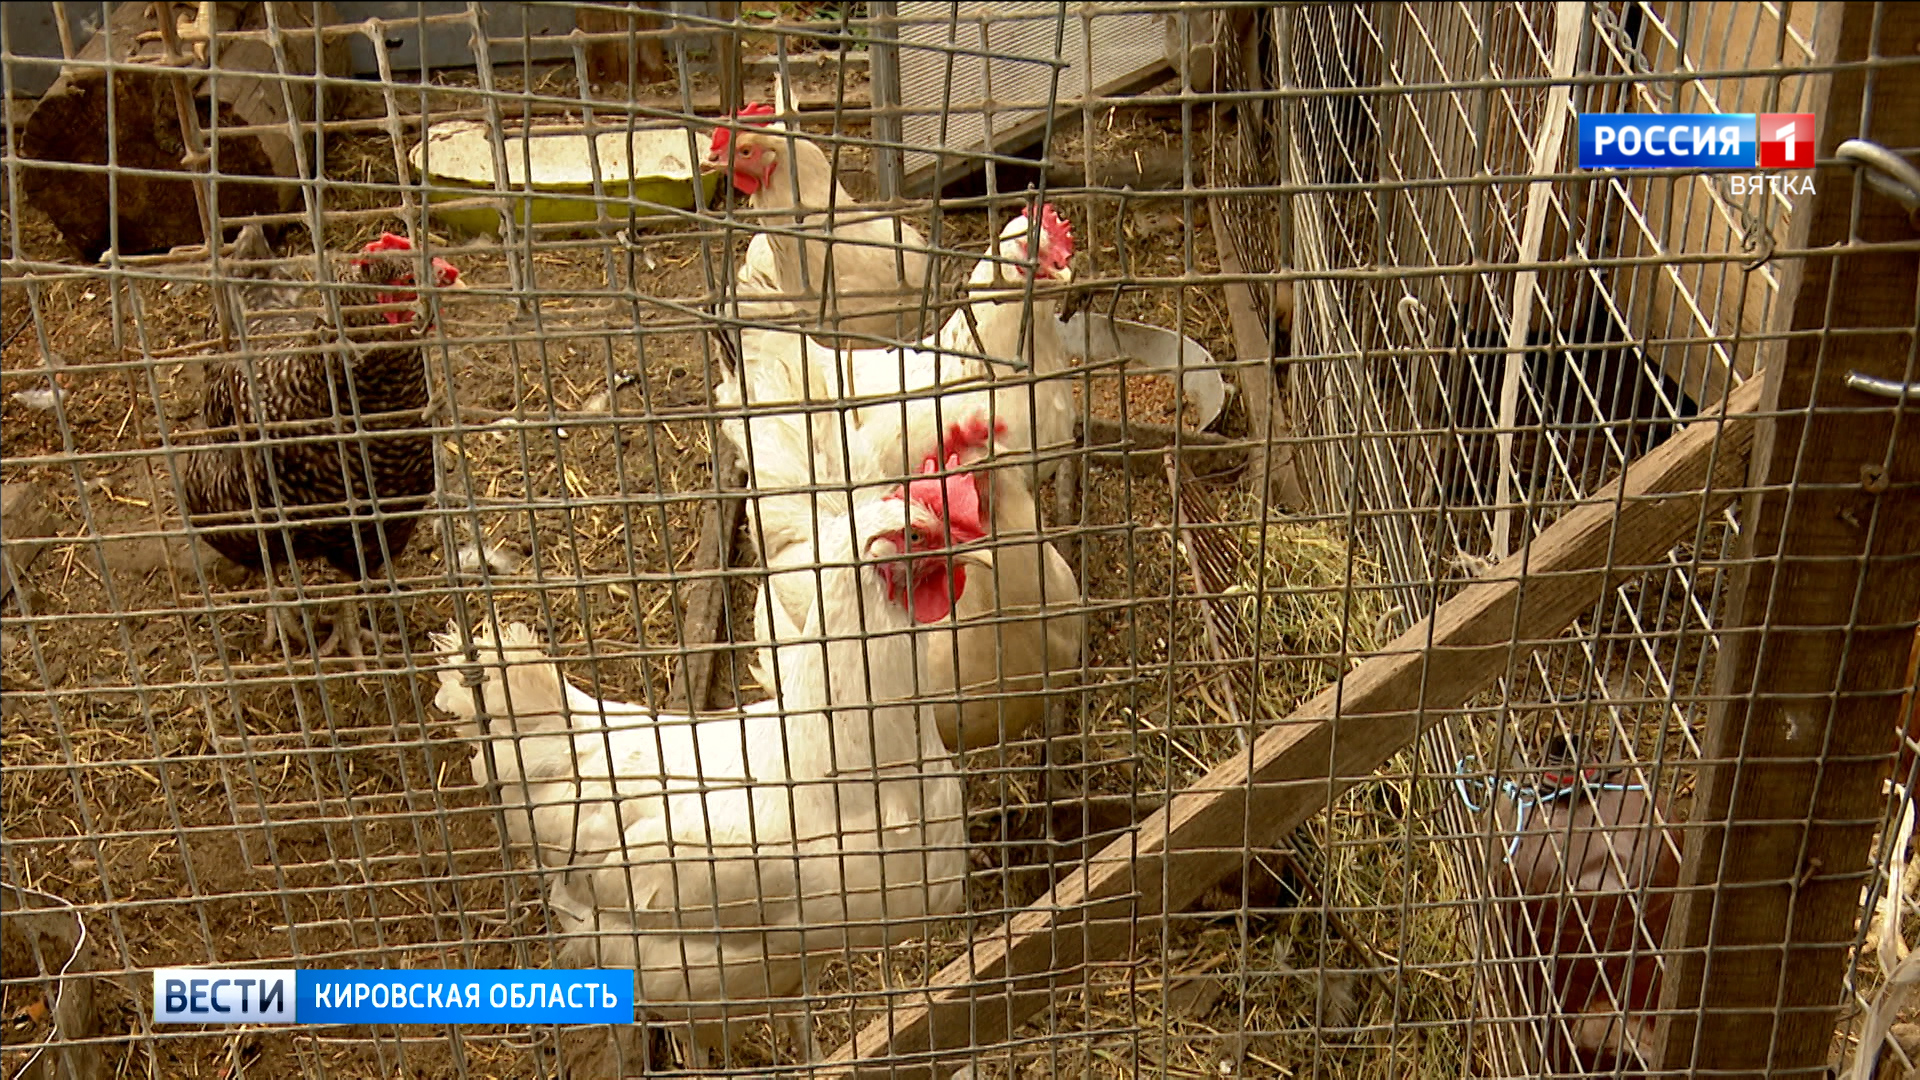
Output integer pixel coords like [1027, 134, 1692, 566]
[219, 224, 310, 317]
[230, 224, 275, 267]
[430, 620, 570, 734]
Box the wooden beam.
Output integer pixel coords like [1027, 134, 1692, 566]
[664, 439, 744, 713]
[577, 2, 674, 91]
[822, 367, 1774, 1077]
[1207, 188, 1305, 511]
[1651, 4, 1920, 1075]
[2, 482, 57, 608]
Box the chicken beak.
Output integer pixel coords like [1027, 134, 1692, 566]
[951, 546, 996, 574]
[1050, 265, 1074, 286]
[954, 463, 993, 523]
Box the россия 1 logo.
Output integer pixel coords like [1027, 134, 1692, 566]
[1579, 112, 1815, 195]
[1580, 114, 1756, 169]
[1578, 113, 1816, 169]
[1756, 112, 1816, 168]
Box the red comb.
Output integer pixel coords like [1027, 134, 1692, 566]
[939, 416, 1002, 463]
[708, 103, 778, 156]
[1039, 204, 1074, 265]
[1040, 204, 1072, 246]
[907, 466, 987, 545]
[361, 232, 413, 254]
[901, 417, 1000, 543]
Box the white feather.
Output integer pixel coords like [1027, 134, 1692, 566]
[430, 492, 965, 1061]
[722, 213, 1087, 752]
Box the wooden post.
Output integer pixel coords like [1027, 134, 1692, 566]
[1652, 4, 1920, 1075]
[1208, 196, 1305, 511]
[868, 1, 904, 201]
[711, 2, 742, 115]
[1206, 7, 1306, 514]
[664, 440, 744, 713]
[631, 4, 670, 85]
[819, 368, 1775, 1076]
[577, 2, 674, 92]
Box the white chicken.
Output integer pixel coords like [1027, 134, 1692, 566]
[718, 206, 1086, 753]
[429, 422, 994, 1066]
[932, 203, 1079, 488]
[706, 103, 935, 344]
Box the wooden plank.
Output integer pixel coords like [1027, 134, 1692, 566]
[712, 2, 742, 117]
[1635, 1, 1822, 409]
[1207, 188, 1305, 511]
[577, 2, 674, 90]
[822, 368, 1774, 1077]
[1, 482, 58, 608]
[1651, 4, 1920, 1074]
[665, 439, 744, 713]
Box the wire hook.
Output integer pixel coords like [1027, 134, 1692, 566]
[1845, 371, 1920, 404]
[1838, 139, 1920, 230]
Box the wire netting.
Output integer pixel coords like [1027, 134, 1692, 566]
[2, 3, 1917, 1079]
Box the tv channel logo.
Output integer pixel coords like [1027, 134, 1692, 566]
[154, 968, 296, 1024]
[154, 967, 635, 1025]
[1757, 112, 1815, 168]
[1579, 113, 1815, 171]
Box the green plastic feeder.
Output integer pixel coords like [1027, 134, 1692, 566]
[409, 119, 722, 235]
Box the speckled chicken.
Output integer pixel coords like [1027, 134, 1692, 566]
[179, 227, 462, 664]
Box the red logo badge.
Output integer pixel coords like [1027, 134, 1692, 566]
[1758, 113, 1815, 169]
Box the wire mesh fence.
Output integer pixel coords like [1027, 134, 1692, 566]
[2, 2, 1917, 1078]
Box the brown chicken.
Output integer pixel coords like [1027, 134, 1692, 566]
[179, 228, 461, 665]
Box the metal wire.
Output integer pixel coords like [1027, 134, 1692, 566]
[2, 3, 1916, 1079]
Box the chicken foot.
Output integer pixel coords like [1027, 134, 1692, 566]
[777, 1010, 826, 1064]
[313, 595, 410, 670]
[259, 593, 407, 671]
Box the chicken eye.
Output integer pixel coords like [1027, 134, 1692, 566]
[907, 526, 926, 549]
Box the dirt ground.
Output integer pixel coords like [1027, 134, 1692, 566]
[0, 46, 1467, 1080]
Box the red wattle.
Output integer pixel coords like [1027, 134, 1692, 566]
[909, 565, 963, 624]
[376, 289, 414, 325]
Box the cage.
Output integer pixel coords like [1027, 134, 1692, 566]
[2, 3, 1917, 1079]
